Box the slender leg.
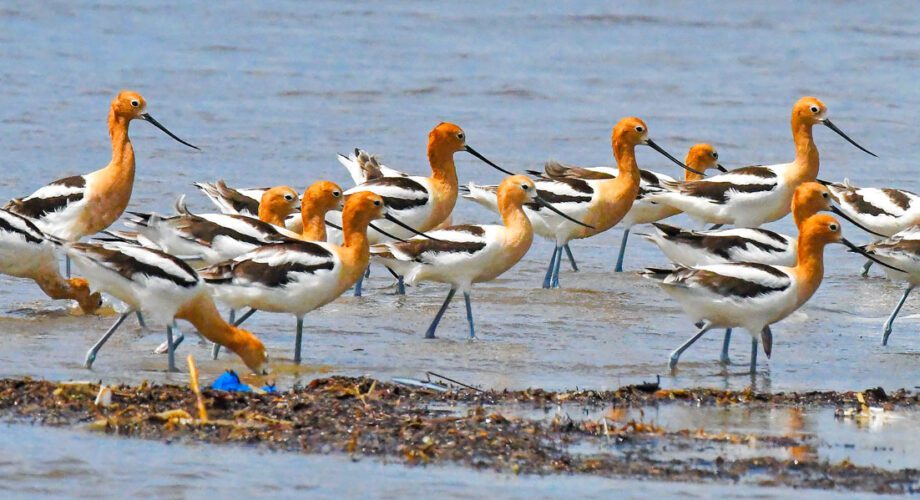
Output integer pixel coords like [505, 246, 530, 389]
[353, 271, 366, 297]
[614, 228, 631, 273]
[749, 337, 758, 375]
[84, 311, 131, 369]
[882, 285, 913, 346]
[294, 316, 304, 364]
[463, 292, 475, 339]
[166, 323, 177, 372]
[365, 266, 371, 278]
[542, 247, 559, 289]
[669, 321, 713, 369]
[135, 311, 147, 329]
[233, 307, 258, 327]
[860, 260, 873, 277]
[563, 244, 579, 272]
[720, 328, 733, 364]
[154, 321, 185, 354]
[425, 288, 456, 339]
[213, 309, 235, 359]
[65, 255, 71, 279]
[551, 245, 563, 288]
[385, 267, 406, 295]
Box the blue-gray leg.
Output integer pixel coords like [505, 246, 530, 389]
[882, 285, 913, 346]
[165, 323, 178, 372]
[397, 276, 406, 295]
[720, 328, 733, 364]
[463, 292, 475, 339]
[353, 271, 366, 297]
[551, 245, 563, 288]
[155, 321, 185, 354]
[84, 311, 131, 369]
[614, 228, 631, 273]
[749, 337, 758, 375]
[365, 266, 371, 278]
[861, 260, 873, 277]
[135, 311, 147, 329]
[233, 308, 257, 327]
[213, 308, 235, 359]
[563, 244, 578, 272]
[65, 255, 71, 279]
[425, 288, 456, 339]
[542, 247, 559, 289]
[294, 316, 304, 364]
[669, 321, 712, 370]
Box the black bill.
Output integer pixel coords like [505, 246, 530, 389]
[383, 213, 442, 241]
[823, 119, 876, 158]
[830, 206, 886, 238]
[645, 138, 704, 176]
[141, 113, 200, 150]
[533, 195, 594, 229]
[842, 238, 906, 273]
[465, 145, 515, 175]
[716, 164, 728, 172]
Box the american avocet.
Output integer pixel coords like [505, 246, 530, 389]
[370, 175, 592, 339]
[645, 97, 876, 228]
[642, 214, 899, 374]
[4, 91, 198, 275]
[297, 181, 344, 241]
[525, 143, 727, 272]
[862, 226, 920, 345]
[119, 187, 300, 265]
[826, 180, 920, 275]
[195, 180, 304, 233]
[0, 209, 102, 313]
[68, 241, 268, 373]
[643, 181, 886, 363]
[198, 192, 415, 364]
[331, 122, 512, 296]
[463, 117, 696, 288]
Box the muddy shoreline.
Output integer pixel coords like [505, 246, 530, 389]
[0, 376, 917, 494]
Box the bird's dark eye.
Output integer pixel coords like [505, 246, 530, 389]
[332, 191, 340, 197]
[373, 200, 382, 206]
[284, 194, 294, 201]
[810, 106, 819, 113]
[822, 192, 829, 198]
[712, 152, 719, 159]
[522, 184, 530, 191]
[131, 100, 139, 107]
[829, 223, 838, 231]
[457, 132, 465, 141]
[635, 126, 644, 133]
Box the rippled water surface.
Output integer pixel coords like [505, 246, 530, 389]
[1, 0, 919, 496]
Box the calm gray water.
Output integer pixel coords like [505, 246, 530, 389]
[0, 1, 918, 496]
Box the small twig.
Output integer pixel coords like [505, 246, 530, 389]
[187, 355, 208, 422]
[426, 371, 484, 393]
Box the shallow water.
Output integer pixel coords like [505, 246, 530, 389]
[3, 422, 878, 499]
[1, 0, 919, 496]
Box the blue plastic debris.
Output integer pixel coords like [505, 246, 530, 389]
[211, 370, 252, 392]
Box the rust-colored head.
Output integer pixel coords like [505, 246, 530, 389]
[800, 213, 844, 247]
[68, 277, 103, 314]
[302, 180, 344, 215]
[428, 122, 467, 155]
[233, 327, 269, 375]
[612, 117, 650, 147]
[792, 182, 835, 220]
[684, 143, 724, 179]
[111, 90, 148, 120]
[496, 175, 538, 208]
[792, 96, 828, 126]
[343, 191, 387, 226]
[259, 186, 300, 222]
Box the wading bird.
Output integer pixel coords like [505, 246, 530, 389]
[371, 175, 593, 339]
